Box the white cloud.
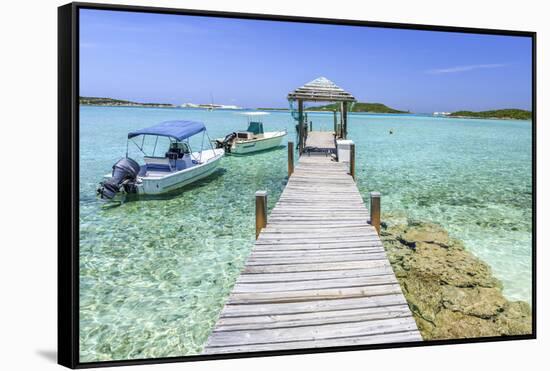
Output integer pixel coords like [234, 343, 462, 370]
[427, 63, 506, 74]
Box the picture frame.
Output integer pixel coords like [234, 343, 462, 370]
[58, 2, 536, 368]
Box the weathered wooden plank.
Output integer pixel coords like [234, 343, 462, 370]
[258, 234, 377, 242]
[255, 238, 383, 247]
[236, 267, 393, 284]
[245, 253, 388, 266]
[268, 215, 368, 220]
[226, 284, 403, 304]
[219, 294, 408, 318]
[270, 208, 368, 212]
[259, 230, 376, 239]
[206, 317, 419, 347]
[250, 246, 385, 255]
[256, 235, 380, 244]
[280, 196, 363, 202]
[270, 209, 369, 214]
[267, 225, 376, 233]
[214, 305, 412, 331]
[203, 331, 421, 354]
[272, 212, 368, 215]
[261, 229, 372, 234]
[247, 253, 386, 263]
[282, 186, 359, 190]
[233, 274, 397, 293]
[243, 259, 389, 274]
[264, 218, 367, 227]
[262, 224, 372, 230]
[253, 241, 383, 251]
[250, 246, 385, 257]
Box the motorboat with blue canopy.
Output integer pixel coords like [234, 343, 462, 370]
[98, 120, 224, 200]
[127, 120, 206, 141]
[214, 112, 287, 155]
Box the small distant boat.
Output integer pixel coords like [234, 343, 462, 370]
[208, 93, 215, 111]
[97, 120, 224, 200]
[214, 112, 287, 155]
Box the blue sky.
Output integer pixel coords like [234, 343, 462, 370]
[80, 9, 532, 113]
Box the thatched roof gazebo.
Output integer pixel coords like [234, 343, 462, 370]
[288, 76, 356, 102]
[287, 77, 356, 154]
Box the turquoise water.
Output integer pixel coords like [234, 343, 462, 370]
[79, 106, 532, 362]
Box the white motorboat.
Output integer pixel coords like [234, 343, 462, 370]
[214, 112, 287, 155]
[97, 120, 224, 200]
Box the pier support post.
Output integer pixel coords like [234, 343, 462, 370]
[349, 143, 356, 180]
[333, 110, 337, 134]
[255, 191, 268, 239]
[370, 192, 381, 235]
[298, 100, 304, 155]
[342, 101, 348, 139]
[288, 141, 294, 177]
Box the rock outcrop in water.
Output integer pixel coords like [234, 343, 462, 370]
[380, 220, 532, 340]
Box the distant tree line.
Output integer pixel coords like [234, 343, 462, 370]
[450, 109, 532, 120]
[306, 102, 409, 114]
[79, 96, 174, 107]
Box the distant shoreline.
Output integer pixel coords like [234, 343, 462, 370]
[305, 102, 409, 114]
[79, 105, 532, 121]
[446, 115, 531, 121]
[80, 97, 532, 121]
[80, 96, 175, 108]
[79, 96, 240, 110]
[81, 103, 176, 108]
[447, 109, 531, 121]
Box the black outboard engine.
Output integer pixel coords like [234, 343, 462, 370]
[97, 157, 141, 200]
[215, 132, 237, 153]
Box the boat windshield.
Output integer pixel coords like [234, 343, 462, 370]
[240, 112, 269, 134]
[247, 121, 264, 134]
[127, 132, 213, 163]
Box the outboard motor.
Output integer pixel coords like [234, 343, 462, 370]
[97, 157, 141, 200]
[215, 132, 237, 153]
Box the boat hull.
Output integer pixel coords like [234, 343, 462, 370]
[231, 131, 286, 155]
[137, 149, 224, 194]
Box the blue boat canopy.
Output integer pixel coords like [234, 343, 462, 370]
[128, 120, 206, 141]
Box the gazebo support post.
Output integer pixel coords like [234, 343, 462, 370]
[342, 101, 348, 139]
[333, 109, 337, 135]
[339, 102, 344, 138]
[298, 99, 304, 155]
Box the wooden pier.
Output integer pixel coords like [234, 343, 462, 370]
[203, 149, 421, 354]
[304, 131, 337, 154]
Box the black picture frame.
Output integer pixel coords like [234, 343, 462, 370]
[58, 2, 537, 368]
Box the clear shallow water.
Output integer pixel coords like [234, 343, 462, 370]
[79, 106, 532, 362]
[348, 114, 532, 303]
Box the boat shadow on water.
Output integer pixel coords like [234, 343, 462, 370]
[100, 167, 227, 208]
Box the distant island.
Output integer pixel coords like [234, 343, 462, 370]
[449, 109, 532, 120]
[80, 96, 175, 108]
[306, 102, 409, 114]
[80, 97, 243, 110]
